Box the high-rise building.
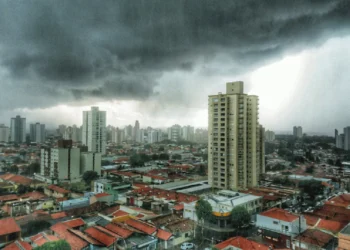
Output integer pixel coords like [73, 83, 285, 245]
[293, 126, 303, 138]
[10, 115, 26, 143]
[182, 125, 195, 141]
[148, 129, 162, 144]
[0, 124, 10, 142]
[336, 133, 345, 149]
[265, 130, 275, 142]
[208, 81, 265, 190]
[168, 124, 182, 142]
[82, 107, 106, 155]
[194, 128, 208, 144]
[57, 124, 67, 137]
[30, 123, 45, 143]
[134, 120, 140, 142]
[344, 127, 350, 150]
[335, 129, 339, 139]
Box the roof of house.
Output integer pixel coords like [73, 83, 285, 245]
[316, 219, 347, 233]
[68, 229, 103, 246]
[0, 174, 33, 185]
[125, 219, 157, 235]
[0, 194, 19, 202]
[95, 192, 111, 198]
[131, 187, 198, 203]
[20, 191, 47, 200]
[294, 229, 333, 247]
[51, 223, 89, 249]
[112, 210, 129, 217]
[303, 214, 320, 226]
[3, 240, 32, 250]
[63, 218, 85, 228]
[326, 194, 350, 208]
[144, 174, 167, 181]
[51, 211, 68, 220]
[259, 208, 299, 222]
[47, 185, 70, 194]
[100, 205, 120, 216]
[156, 229, 172, 241]
[165, 218, 195, 233]
[0, 217, 21, 236]
[215, 236, 270, 250]
[85, 227, 117, 247]
[30, 233, 60, 246]
[173, 203, 184, 211]
[105, 223, 133, 239]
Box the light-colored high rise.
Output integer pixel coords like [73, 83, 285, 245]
[30, 123, 45, 143]
[344, 127, 350, 150]
[133, 120, 140, 142]
[10, 115, 26, 143]
[293, 126, 303, 138]
[265, 130, 275, 142]
[82, 107, 106, 155]
[0, 124, 10, 142]
[182, 125, 195, 141]
[148, 129, 162, 144]
[168, 124, 182, 142]
[208, 81, 265, 190]
[336, 133, 345, 149]
[194, 128, 208, 144]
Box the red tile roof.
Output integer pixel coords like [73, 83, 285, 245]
[144, 174, 167, 181]
[259, 208, 299, 222]
[112, 210, 129, 217]
[85, 227, 117, 247]
[47, 185, 70, 194]
[56, 197, 68, 202]
[30, 233, 60, 246]
[0, 174, 33, 185]
[173, 204, 184, 211]
[294, 229, 334, 247]
[20, 191, 47, 200]
[3, 240, 32, 250]
[95, 192, 111, 198]
[105, 223, 133, 239]
[131, 187, 198, 203]
[133, 183, 149, 189]
[215, 236, 270, 250]
[100, 205, 120, 216]
[303, 214, 320, 226]
[111, 171, 139, 177]
[51, 223, 88, 249]
[326, 194, 350, 208]
[125, 219, 157, 235]
[68, 229, 103, 246]
[51, 211, 68, 220]
[63, 218, 85, 228]
[0, 217, 21, 236]
[316, 219, 347, 233]
[156, 229, 172, 241]
[0, 194, 19, 202]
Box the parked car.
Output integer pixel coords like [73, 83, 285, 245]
[181, 243, 195, 249]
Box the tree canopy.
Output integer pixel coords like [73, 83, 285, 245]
[299, 180, 324, 199]
[82, 171, 99, 185]
[231, 206, 251, 229]
[35, 240, 71, 250]
[195, 198, 213, 222]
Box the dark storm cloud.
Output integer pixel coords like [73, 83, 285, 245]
[0, 0, 349, 108]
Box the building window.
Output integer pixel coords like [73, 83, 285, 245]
[273, 221, 278, 225]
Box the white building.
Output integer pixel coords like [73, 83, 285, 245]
[0, 124, 10, 142]
[194, 128, 208, 144]
[265, 130, 275, 142]
[344, 127, 350, 150]
[82, 107, 106, 155]
[208, 81, 265, 190]
[168, 124, 182, 142]
[336, 133, 345, 149]
[293, 126, 303, 138]
[10, 115, 26, 143]
[148, 129, 162, 144]
[30, 123, 45, 143]
[182, 125, 194, 141]
[80, 152, 102, 175]
[134, 120, 140, 142]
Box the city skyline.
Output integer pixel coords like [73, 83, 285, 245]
[0, 1, 349, 134]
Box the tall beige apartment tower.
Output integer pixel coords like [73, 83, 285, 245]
[208, 81, 265, 190]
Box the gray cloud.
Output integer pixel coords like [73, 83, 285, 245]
[0, 0, 349, 110]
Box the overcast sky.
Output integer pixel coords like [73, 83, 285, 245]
[0, 0, 349, 134]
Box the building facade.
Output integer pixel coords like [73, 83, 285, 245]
[344, 127, 350, 150]
[208, 81, 265, 190]
[181, 125, 194, 141]
[10, 115, 26, 143]
[82, 107, 106, 155]
[0, 124, 10, 142]
[80, 152, 102, 175]
[133, 120, 140, 142]
[30, 123, 45, 143]
[168, 124, 182, 142]
[293, 126, 303, 138]
[265, 130, 275, 142]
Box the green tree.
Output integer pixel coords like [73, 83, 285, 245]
[231, 206, 251, 229]
[101, 160, 112, 166]
[140, 154, 151, 162]
[152, 154, 159, 161]
[26, 220, 52, 236]
[159, 146, 165, 151]
[305, 165, 314, 174]
[299, 180, 324, 199]
[202, 154, 208, 161]
[172, 154, 182, 160]
[195, 198, 213, 222]
[327, 159, 334, 165]
[197, 165, 207, 176]
[70, 182, 87, 192]
[159, 153, 169, 160]
[27, 162, 40, 175]
[9, 165, 19, 174]
[35, 240, 71, 250]
[335, 159, 342, 167]
[17, 184, 27, 194]
[82, 171, 99, 185]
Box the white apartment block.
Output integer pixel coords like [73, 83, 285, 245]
[208, 81, 265, 190]
[182, 125, 195, 141]
[168, 124, 182, 142]
[147, 129, 162, 144]
[30, 123, 45, 143]
[0, 124, 10, 142]
[134, 120, 140, 142]
[344, 127, 350, 150]
[265, 130, 275, 142]
[80, 152, 101, 175]
[293, 126, 303, 138]
[10, 115, 26, 143]
[40, 147, 81, 183]
[82, 107, 106, 155]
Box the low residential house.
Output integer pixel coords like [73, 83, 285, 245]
[93, 178, 131, 201]
[292, 229, 335, 250]
[0, 217, 21, 248]
[338, 222, 350, 250]
[44, 185, 70, 199]
[215, 236, 270, 250]
[256, 208, 307, 249]
[0, 194, 19, 204]
[90, 192, 114, 205]
[30, 232, 60, 247]
[59, 197, 90, 211]
[143, 174, 168, 184]
[3, 240, 32, 250]
[109, 171, 141, 182]
[0, 182, 16, 193]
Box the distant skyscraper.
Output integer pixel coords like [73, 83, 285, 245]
[336, 133, 345, 149]
[335, 129, 339, 139]
[0, 124, 10, 142]
[344, 127, 350, 151]
[182, 125, 195, 141]
[134, 120, 140, 142]
[57, 124, 67, 136]
[148, 129, 162, 144]
[293, 126, 303, 138]
[168, 124, 182, 142]
[30, 123, 45, 143]
[194, 128, 208, 143]
[82, 107, 106, 155]
[208, 81, 265, 190]
[265, 130, 275, 142]
[10, 115, 26, 143]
